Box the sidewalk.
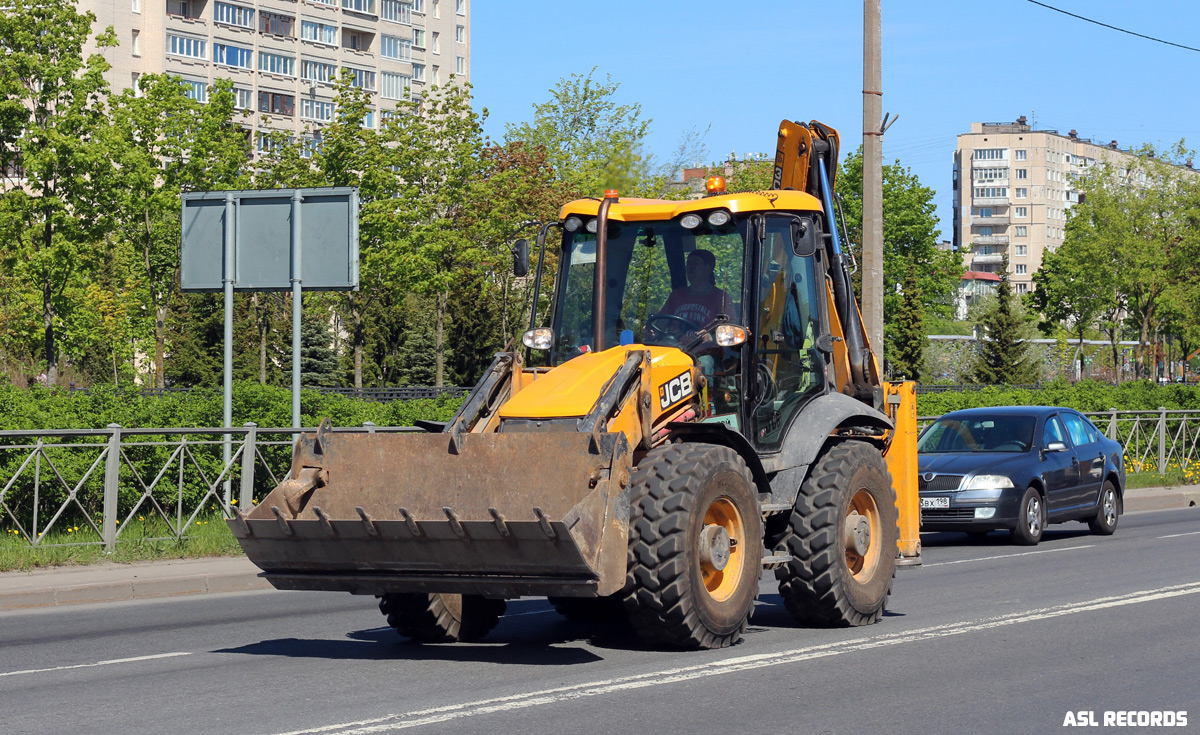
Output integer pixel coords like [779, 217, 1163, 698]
[2, 485, 1197, 613]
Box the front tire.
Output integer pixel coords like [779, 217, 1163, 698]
[379, 593, 506, 643]
[1012, 486, 1045, 546]
[1087, 480, 1119, 535]
[775, 440, 899, 627]
[624, 443, 763, 649]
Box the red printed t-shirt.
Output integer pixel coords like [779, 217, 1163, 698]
[660, 287, 734, 327]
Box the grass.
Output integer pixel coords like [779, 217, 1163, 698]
[0, 507, 243, 573]
[1123, 471, 1193, 490]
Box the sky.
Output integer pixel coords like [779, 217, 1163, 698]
[470, 0, 1200, 238]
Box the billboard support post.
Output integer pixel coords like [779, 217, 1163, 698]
[291, 190, 303, 429]
[222, 192, 235, 504]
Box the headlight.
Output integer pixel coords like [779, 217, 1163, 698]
[714, 324, 748, 347]
[707, 210, 731, 227]
[521, 327, 554, 351]
[965, 474, 1015, 490]
[680, 213, 702, 229]
[563, 216, 582, 232]
[585, 218, 598, 234]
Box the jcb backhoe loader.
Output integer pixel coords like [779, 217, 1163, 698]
[228, 120, 922, 649]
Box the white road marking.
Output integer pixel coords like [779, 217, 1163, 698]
[925, 544, 1094, 567]
[1159, 530, 1200, 539]
[271, 581, 1200, 735]
[503, 609, 555, 618]
[0, 652, 192, 678]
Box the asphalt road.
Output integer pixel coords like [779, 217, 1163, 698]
[3, 508, 1199, 735]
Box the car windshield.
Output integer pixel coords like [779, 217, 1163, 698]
[917, 415, 1037, 453]
[550, 216, 746, 364]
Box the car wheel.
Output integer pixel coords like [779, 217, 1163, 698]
[1087, 481, 1119, 536]
[1011, 486, 1045, 546]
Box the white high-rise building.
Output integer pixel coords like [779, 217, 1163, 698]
[80, 0, 469, 152]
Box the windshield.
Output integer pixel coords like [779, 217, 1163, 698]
[917, 415, 1037, 453]
[551, 215, 746, 363]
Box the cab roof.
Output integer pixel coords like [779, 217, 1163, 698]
[558, 189, 824, 222]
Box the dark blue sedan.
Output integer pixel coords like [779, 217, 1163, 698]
[916, 406, 1125, 544]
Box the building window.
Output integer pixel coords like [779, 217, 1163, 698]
[342, 0, 377, 13]
[381, 0, 411, 23]
[973, 167, 1007, 181]
[132, 0, 141, 12]
[214, 43, 253, 68]
[380, 71, 411, 99]
[411, 0, 424, 11]
[234, 86, 253, 109]
[344, 66, 376, 90]
[1015, 206, 1028, 218]
[412, 29, 426, 47]
[1015, 264, 1027, 275]
[1015, 226, 1027, 237]
[301, 98, 335, 122]
[362, 108, 375, 128]
[381, 35, 412, 60]
[1015, 187, 1027, 198]
[259, 52, 296, 77]
[260, 11, 295, 38]
[214, 2, 254, 28]
[1015, 169, 1027, 180]
[1015, 245, 1028, 256]
[432, 0, 439, 17]
[978, 226, 993, 236]
[455, 24, 464, 42]
[978, 208, 992, 217]
[182, 79, 208, 103]
[168, 34, 206, 60]
[344, 29, 373, 51]
[131, 72, 141, 95]
[431, 31, 439, 53]
[301, 59, 337, 83]
[973, 187, 1007, 199]
[1015, 150, 1026, 161]
[431, 64, 439, 84]
[168, 0, 199, 18]
[455, 55, 464, 74]
[301, 133, 323, 159]
[974, 148, 1006, 161]
[412, 63, 424, 82]
[257, 131, 293, 153]
[301, 21, 338, 45]
[131, 29, 140, 56]
[1016, 283, 1029, 294]
[456, 0, 464, 13]
[258, 91, 295, 116]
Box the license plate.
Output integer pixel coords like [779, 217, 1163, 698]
[921, 497, 950, 509]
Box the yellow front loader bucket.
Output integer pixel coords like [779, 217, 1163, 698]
[228, 426, 634, 598]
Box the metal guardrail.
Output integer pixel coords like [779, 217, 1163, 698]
[917, 409, 1200, 476]
[5, 408, 1200, 552]
[65, 385, 471, 402]
[0, 422, 417, 551]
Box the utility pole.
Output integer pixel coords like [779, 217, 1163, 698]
[862, 0, 885, 357]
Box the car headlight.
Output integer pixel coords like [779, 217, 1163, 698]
[964, 474, 1015, 490]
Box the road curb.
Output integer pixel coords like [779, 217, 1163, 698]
[1124, 488, 1200, 514]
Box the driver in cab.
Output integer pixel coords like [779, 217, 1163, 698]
[659, 249, 733, 329]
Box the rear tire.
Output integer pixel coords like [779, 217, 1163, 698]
[379, 593, 506, 643]
[623, 443, 763, 649]
[1087, 480, 1119, 535]
[775, 440, 898, 627]
[1011, 486, 1045, 546]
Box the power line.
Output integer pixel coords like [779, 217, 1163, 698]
[1025, 0, 1200, 53]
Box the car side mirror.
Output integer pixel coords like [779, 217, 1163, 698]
[1044, 441, 1068, 453]
[511, 238, 530, 277]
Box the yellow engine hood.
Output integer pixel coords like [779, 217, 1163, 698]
[500, 345, 695, 419]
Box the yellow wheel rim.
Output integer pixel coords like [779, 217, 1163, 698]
[701, 497, 746, 602]
[845, 489, 882, 581]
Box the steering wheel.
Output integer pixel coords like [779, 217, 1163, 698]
[644, 313, 702, 346]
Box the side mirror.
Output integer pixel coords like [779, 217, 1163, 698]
[792, 218, 817, 257]
[511, 238, 529, 277]
[1044, 441, 1068, 453]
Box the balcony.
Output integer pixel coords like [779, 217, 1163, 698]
[971, 253, 1004, 265]
[972, 215, 1009, 226]
[973, 235, 1009, 246]
[973, 197, 1009, 207]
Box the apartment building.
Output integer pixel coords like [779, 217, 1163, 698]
[80, 0, 470, 152]
[952, 117, 1150, 294]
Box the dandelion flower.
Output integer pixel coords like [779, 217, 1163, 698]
[231, 499, 237, 505]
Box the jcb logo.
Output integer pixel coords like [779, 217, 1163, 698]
[658, 371, 694, 410]
[772, 165, 784, 189]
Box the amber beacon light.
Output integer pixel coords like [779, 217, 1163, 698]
[705, 176, 727, 195]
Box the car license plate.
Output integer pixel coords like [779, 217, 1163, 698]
[921, 497, 950, 509]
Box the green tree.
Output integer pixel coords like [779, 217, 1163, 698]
[0, 0, 117, 385]
[972, 256, 1038, 384]
[889, 265, 925, 380]
[837, 147, 962, 371]
[1032, 237, 1118, 381]
[298, 312, 338, 387]
[504, 68, 655, 197]
[107, 74, 250, 388]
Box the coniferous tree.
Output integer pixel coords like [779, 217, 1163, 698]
[971, 256, 1038, 384]
[889, 266, 925, 381]
[298, 315, 338, 388]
